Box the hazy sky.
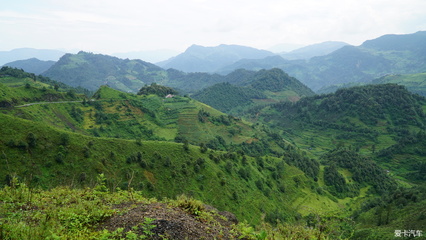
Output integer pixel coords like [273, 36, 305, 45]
[1, 0, 425, 53]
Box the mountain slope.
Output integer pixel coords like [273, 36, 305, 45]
[191, 82, 266, 113]
[3, 58, 56, 74]
[315, 72, 426, 96]
[0, 66, 90, 105]
[361, 31, 426, 53]
[0, 75, 343, 227]
[157, 44, 275, 72]
[0, 111, 321, 225]
[372, 73, 426, 96]
[43, 51, 167, 93]
[254, 84, 426, 158]
[280, 41, 349, 60]
[192, 68, 314, 114]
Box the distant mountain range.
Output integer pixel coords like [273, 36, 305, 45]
[3, 31, 425, 93]
[279, 41, 349, 60]
[0, 48, 65, 66]
[3, 58, 56, 75]
[156, 41, 348, 73]
[40, 51, 314, 104]
[218, 31, 426, 91]
[156, 44, 275, 72]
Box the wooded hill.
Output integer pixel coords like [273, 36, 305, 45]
[1, 67, 426, 239]
[254, 84, 426, 180]
[42, 51, 166, 93]
[191, 68, 314, 114]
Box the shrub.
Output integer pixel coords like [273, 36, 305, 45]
[163, 157, 172, 167]
[173, 195, 205, 216]
[60, 133, 70, 146]
[26, 132, 37, 148]
[83, 146, 90, 158]
[17, 141, 28, 150]
[56, 152, 64, 164]
[225, 161, 233, 174]
[183, 140, 190, 153]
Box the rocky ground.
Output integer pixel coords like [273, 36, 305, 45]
[101, 201, 242, 239]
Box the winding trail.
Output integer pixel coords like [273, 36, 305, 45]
[14, 100, 95, 108]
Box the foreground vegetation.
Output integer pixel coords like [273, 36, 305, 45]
[0, 178, 356, 240]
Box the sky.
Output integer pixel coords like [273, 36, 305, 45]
[1, 0, 426, 54]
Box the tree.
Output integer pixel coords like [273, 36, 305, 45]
[183, 140, 189, 153]
[199, 143, 207, 153]
[60, 133, 70, 146]
[26, 132, 37, 148]
[137, 83, 178, 96]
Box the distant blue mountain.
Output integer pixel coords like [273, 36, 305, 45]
[112, 49, 179, 63]
[217, 31, 426, 91]
[3, 58, 56, 75]
[156, 44, 275, 72]
[280, 41, 349, 60]
[0, 48, 65, 66]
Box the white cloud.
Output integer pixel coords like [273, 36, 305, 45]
[1, 0, 425, 53]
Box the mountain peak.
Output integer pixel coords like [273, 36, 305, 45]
[158, 44, 275, 72]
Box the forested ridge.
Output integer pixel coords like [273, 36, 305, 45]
[269, 84, 426, 127]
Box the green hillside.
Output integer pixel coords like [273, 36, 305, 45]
[191, 82, 266, 113]
[43, 51, 167, 93]
[2, 68, 426, 239]
[256, 84, 426, 178]
[3, 58, 55, 75]
[0, 77, 349, 234]
[372, 73, 426, 96]
[5, 84, 263, 149]
[0, 67, 89, 107]
[318, 72, 426, 97]
[192, 68, 314, 114]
